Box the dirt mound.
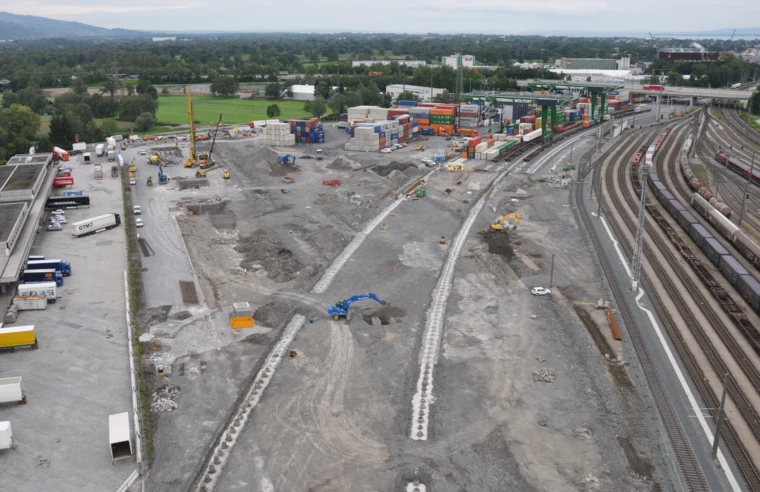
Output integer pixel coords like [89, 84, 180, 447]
[327, 156, 357, 170]
[268, 161, 300, 177]
[373, 160, 420, 177]
[482, 230, 515, 259]
[235, 230, 304, 282]
[138, 305, 172, 328]
[253, 301, 294, 329]
[169, 310, 193, 321]
[362, 305, 406, 325]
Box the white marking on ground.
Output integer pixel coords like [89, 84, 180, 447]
[597, 211, 740, 491]
[410, 169, 508, 440]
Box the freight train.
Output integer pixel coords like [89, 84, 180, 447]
[679, 136, 731, 216]
[714, 151, 760, 185]
[646, 145, 760, 312]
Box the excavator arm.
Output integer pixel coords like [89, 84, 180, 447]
[491, 213, 520, 231]
[327, 292, 386, 321]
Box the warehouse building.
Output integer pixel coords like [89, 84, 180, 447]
[555, 58, 618, 70]
[385, 84, 444, 102]
[658, 47, 718, 62]
[442, 54, 475, 68]
[290, 85, 317, 101]
[352, 60, 426, 68]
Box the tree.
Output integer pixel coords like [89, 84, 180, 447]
[34, 134, 54, 152]
[434, 90, 452, 103]
[210, 76, 239, 97]
[100, 118, 119, 137]
[49, 113, 76, 148]
[135, 112, 156, 132]
[119, 94, 157, 122]
[666, 71, 685, 86]
[124, 82, 136, 96]
[0, 104, 41, 140]
[100, 80, 117, 98]
[265, 82, 281, 99]
[308, 96, 326, 118]
[71, 77, 87, 96]
[161, 87, 170, 96]
[750, 89, 760, 115]
[327, 91, 344, 114]
[266, 104, 281, 118]
[645, 74, 661, 85]
[396, 91, 418, 102]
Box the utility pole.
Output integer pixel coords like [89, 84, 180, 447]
[631, 163, 650, 290]
[712, 373, 730, 460]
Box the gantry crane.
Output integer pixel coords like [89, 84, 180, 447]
[185, 85, 197, 168]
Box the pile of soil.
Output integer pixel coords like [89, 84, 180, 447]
[253, 301, 294, 330]
[361, 304, 406, 325]
[372, 160, 420, 177]
[482, 230, 515, 259]
[268, 160, 300, 177]
[327, 156, 357, 170]
[138, 305, 172, 328]
[234, 230, 304, 283]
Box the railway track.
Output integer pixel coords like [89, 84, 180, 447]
[724, 108, 760, 151]
[574, 129, 710, 491]
[600, 121, 760, 490]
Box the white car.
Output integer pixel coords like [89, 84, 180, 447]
[140, 148, 147, 155]
[393, 144, 403, 150]
[380, 148, 392, 153]
[129, 178, 136, 185]
[135, 218, 144, 228]
[50, 216, 66, 224]
[531, 287, 551, 296]
[51, 209, 65, 216]
[133, 205, 141, 215]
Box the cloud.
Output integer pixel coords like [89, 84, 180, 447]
[415, 0, 609, 16]
[7, 1, 202, 17]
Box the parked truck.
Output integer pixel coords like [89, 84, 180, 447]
[0, 422, 12, 450]
[18, 282, 57, 303]
[94, 164, 103, 179]
[22, 269, 63, 286]
[53, 176, 74, 188]
[45, 196, 90, 209]
[25, 259, 72, 276]
[0, 325, 38, 350]
[95, 144, 105, 157]
[0, 377, 27, 404]
[107, 150, 115, 162]
[13, 296, 47, 311]
[71, 213, 121, 238]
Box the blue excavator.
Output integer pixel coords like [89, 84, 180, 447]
[327, 292, 386, 321]
[277, 154, 297, 165]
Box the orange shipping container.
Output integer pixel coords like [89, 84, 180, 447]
[582, 121, 591, 128]
[461, 151, 468, 158]
[581, 114, 589, 120]
[487, 139, 495, 148]
[580, 97, 590, 103]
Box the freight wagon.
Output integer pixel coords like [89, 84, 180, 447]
[45, 196, 90, 209]
[714, 151, 760, 185]
[0, 325, 38, 350]
[71, 213, 121, 237]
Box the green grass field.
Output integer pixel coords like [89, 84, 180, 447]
[156, 96, 310, 126]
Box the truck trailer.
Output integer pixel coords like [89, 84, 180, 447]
[0, 326, 38, 350]
[13, 296, 47, 311]
[94, 164, 103, 179]
[22, 268, 63, 286]
[63, 190, 84, 197]
[25, 259, 72, 276]
[0, 422, 12, 450]
[107, 151, 115, 162]
[45, 196, 90, 209]
[17, 282, 57, 303]
[95, 144, 105, 157]
[0, 377, 27, 404]
[71, 213, 121, 238]
[53, 176, 74, 188]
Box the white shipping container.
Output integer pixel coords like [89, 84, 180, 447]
[72, 142, 86, 151]
[522, 129, 543, 142]
[0, 421, 12, 450]
[18, 282, 57, 301]
[475, 142, 488, 153]
[13, 296, 47, 311]
[71, 214, 120, 237]
[109, 412, 133, 463]
[0, 377, 26, 404]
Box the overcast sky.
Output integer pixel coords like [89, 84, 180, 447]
[5, 1, 760, 35]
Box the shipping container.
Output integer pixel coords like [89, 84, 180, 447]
[95, 144, 105, 157]
[109, 412, 134, 463]
[0, 377, 26, 404]
[0, 326, 37, 350]
[13, 296, 47, 311]
[71, 213, 121, 237]
[53, 176, 74, 188]
[0, 422, 11, 450]
[63, 190, 84, 197]
[703, 237, 729, 267]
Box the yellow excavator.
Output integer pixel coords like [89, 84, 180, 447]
[491, 213, 520, 232]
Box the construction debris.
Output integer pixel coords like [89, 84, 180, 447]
[532, 368, 557, 383]
[151, 384, 181, 412]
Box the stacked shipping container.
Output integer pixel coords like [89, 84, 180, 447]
[459, 104, 480, 128]
[287, 117, 325, 144]
[262, 121, 296, 146]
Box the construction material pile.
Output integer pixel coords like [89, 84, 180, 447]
[262, 120, 295, 147]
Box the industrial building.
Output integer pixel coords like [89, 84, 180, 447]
[385, 84, 444, 102]
[0, 152, 54, 289]
[555, 57, 630, 71]
[352, 60, 426, 68]
[442, 54, 474, 68]
[289, 85, 317, 101]
[658, 47, 718, 62]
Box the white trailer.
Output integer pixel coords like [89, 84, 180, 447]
[72, 142, 87, 151]
[13, 296, 47, 311]
[95, 144, 105, 157]
[71, 213, 121, 237]
[0, 422, 12, 450]
[17, 282, 57, 303]
[0, 377, 27, 404]
[83, 152, 91, 163]
[109, 412, 133, 463]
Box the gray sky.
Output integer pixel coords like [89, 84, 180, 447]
[4, 1, 760, 34]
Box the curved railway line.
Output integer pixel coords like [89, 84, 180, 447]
[586, 119, 760, 490]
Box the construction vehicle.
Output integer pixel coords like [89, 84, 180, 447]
[147, 176, 153, 186]
[195, 170, 207, 178]
[491, 213, 520, 232]
[185, 86, 198, 168]
[440, 236, 446, 244]
[128, 161, 137, 173]
[278, 154, 297, 165]
[416, 145, 426, 151]
[148, 155, 165, 166]
[415, 188, 426, 198]
[223, 169, 230, 179]
[158, 163, 168, 185]
[316, 149, 323, 161]
[327, 292, 386, 321]
[203, 114, 223, 168]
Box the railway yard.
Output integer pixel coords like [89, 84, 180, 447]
[7, 85, 760, 492]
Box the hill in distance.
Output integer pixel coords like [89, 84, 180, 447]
[0, 11, 143, 40]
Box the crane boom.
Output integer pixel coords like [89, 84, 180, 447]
[187, 85, 196, 167]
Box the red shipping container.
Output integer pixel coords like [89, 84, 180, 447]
[521, 115, 536, 124]
[417, 103, 437, 108]
[580, 97, 590, 103]
[487, 139, 495, 148]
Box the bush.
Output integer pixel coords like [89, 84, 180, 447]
[135, 112, 156, 132]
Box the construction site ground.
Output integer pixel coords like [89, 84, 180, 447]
[136, 128, 670, 491]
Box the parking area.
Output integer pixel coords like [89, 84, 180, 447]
[0, 152, 134, 491]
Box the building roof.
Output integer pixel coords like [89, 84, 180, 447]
[290, 84, 316, 94]
[659, 47, 717, 53]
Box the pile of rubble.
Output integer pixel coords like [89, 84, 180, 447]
[532, 368, 557, 383]
[150, 384, 181, 412]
